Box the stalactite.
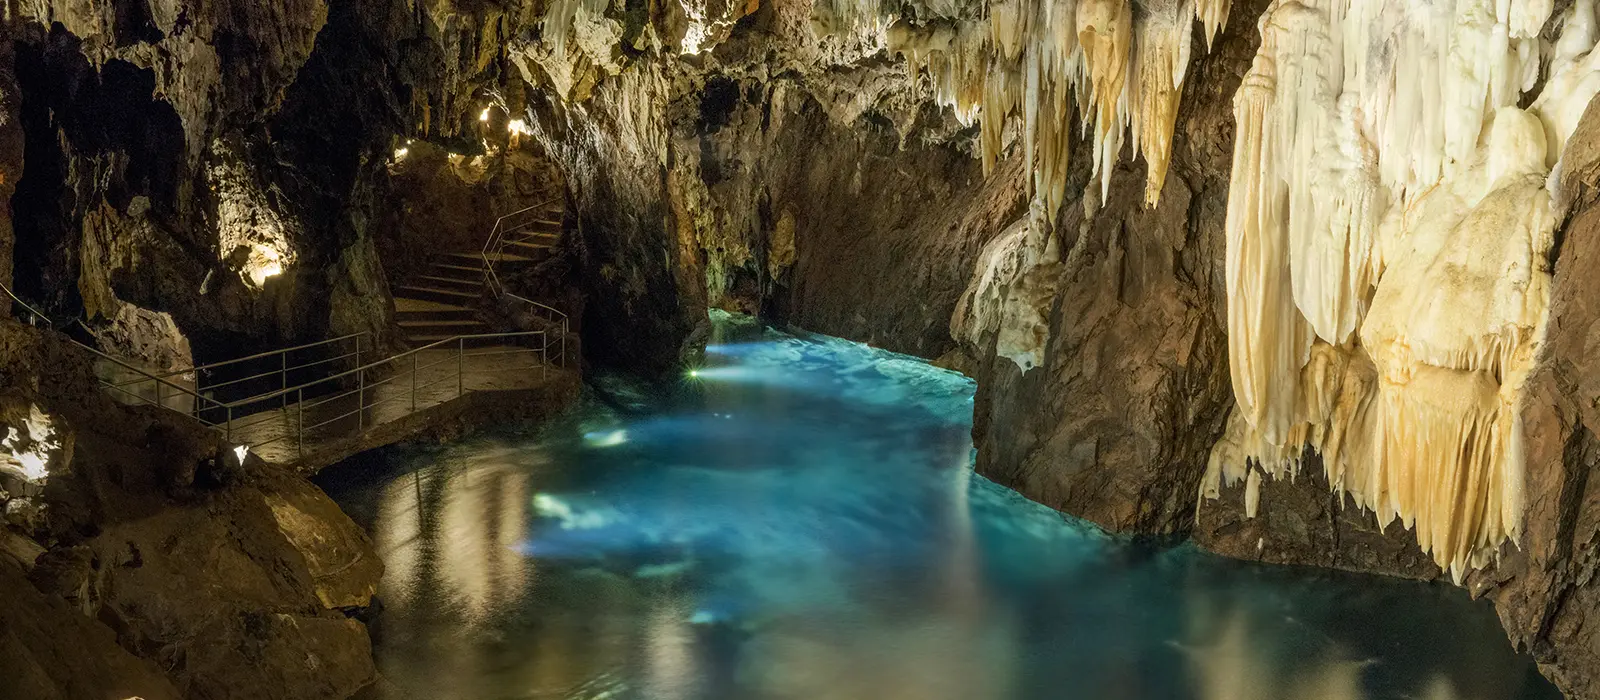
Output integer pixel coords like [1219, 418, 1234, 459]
[872, 1, 1234, 228]
[1132, 0, 1195, 206]
[1206, 0, 1589, 583]
[1196, 0, 1232, 49]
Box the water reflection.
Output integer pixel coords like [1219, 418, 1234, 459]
[321, 313, 1558, 700]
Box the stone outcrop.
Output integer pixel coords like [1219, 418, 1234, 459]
[0, 318, 383, 699]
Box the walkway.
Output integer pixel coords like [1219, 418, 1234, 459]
[16, 194, 579, 472]
[87, 330, 574, 472]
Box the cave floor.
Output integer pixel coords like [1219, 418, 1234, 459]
[226, 345, 558, 467]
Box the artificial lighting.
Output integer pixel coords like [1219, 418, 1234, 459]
[2, 404, 59, 484]
[393, 146, 409, 161]
[233, 445, 249, 464]
[246, 245, 284, 287]
[480, 107, 491, 122]
[507, 119, 533, 137]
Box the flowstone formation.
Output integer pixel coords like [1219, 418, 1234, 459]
[1204, 1, 1600, 584]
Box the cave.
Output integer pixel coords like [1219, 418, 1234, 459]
[4, 0, 1600, 699]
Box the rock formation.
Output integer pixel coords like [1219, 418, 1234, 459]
[11, 0, 1600, 697]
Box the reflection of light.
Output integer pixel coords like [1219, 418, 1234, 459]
[704, 342, 777, 356]
[645, 603, 697, 699]
[233, 445, 249, 463]
[375, 474, 421, 608]
[508, 119, 532, 136]
[393, 146, 409, 161]
[686, 366, 784, 384]
[584, 429, 628, 447]
[533, 493, 615, 530]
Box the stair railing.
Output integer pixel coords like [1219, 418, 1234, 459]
[1, 280, 52, 328]
[481, 194, 564, 297]
[480, 195, 571, 368]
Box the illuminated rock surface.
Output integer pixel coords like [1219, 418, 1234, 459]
[11, 0, 1600, 697]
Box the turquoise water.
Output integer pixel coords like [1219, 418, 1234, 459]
[319, 313, 1559, 700]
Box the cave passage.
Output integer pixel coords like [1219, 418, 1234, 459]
[318, 312, 1557, 700]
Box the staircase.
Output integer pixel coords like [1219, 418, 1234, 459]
[392, 196, 565, 348]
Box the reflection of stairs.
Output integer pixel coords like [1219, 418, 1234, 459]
[393, 198, 565, 348]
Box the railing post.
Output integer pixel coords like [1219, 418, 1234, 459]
[155, 376, 163, 410]
[411, 353, 418, 412]
[297, 388, 304, 458]
[281, 352, 288, 408]
[226, 406, 233, 442]
[456, 337, 464, 397]
[358, 364, 366, 432]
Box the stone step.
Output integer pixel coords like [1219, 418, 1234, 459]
[407, 333, 518, 350]
[448, 251, 535, 267]
[507, 219, 563, 233]
[429, 263, 484, 277]
[394, 298, 476, 322]
[415, 274, 481, 291]
[503, 239, 557, 255]
[506, 231, 561, 246]
[398, 318, 490, 338]
[395, 285, 478, 306]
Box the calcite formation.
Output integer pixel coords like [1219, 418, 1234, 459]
[1203, 0, 1600, 583]
[868, 0, 1236, 225]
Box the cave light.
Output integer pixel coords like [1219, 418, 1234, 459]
[507, 119, 533, 137]
[2, 404, 59, 485]
[480, 106, 492, 122]
[233, 445, 249, 464]
[247, 245, 284, 287]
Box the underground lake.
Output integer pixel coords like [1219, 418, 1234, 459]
[317, 313, 1558, 700]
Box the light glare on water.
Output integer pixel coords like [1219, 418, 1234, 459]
[319, 312, 1558, 700]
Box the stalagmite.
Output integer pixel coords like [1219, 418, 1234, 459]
[1206, 0, 1584, 582]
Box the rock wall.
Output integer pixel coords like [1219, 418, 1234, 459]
[0, 318, 382, 699]
[528, 60, 711, 373]
[948, 0, 1262, 534]
[670, 69, 1027, 359]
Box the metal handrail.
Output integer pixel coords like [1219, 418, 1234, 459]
[69, 338, 229, 418]
[82, 326, 556, 459]
[481, 194, 563, 297]
[478, 197, 571, 369]
[504, 292, 569, 367]
[222, 330, 544, 409]
[1, 281, 51, 328]
[135, 332, 369, 385]
[187, 332, 370, 375]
